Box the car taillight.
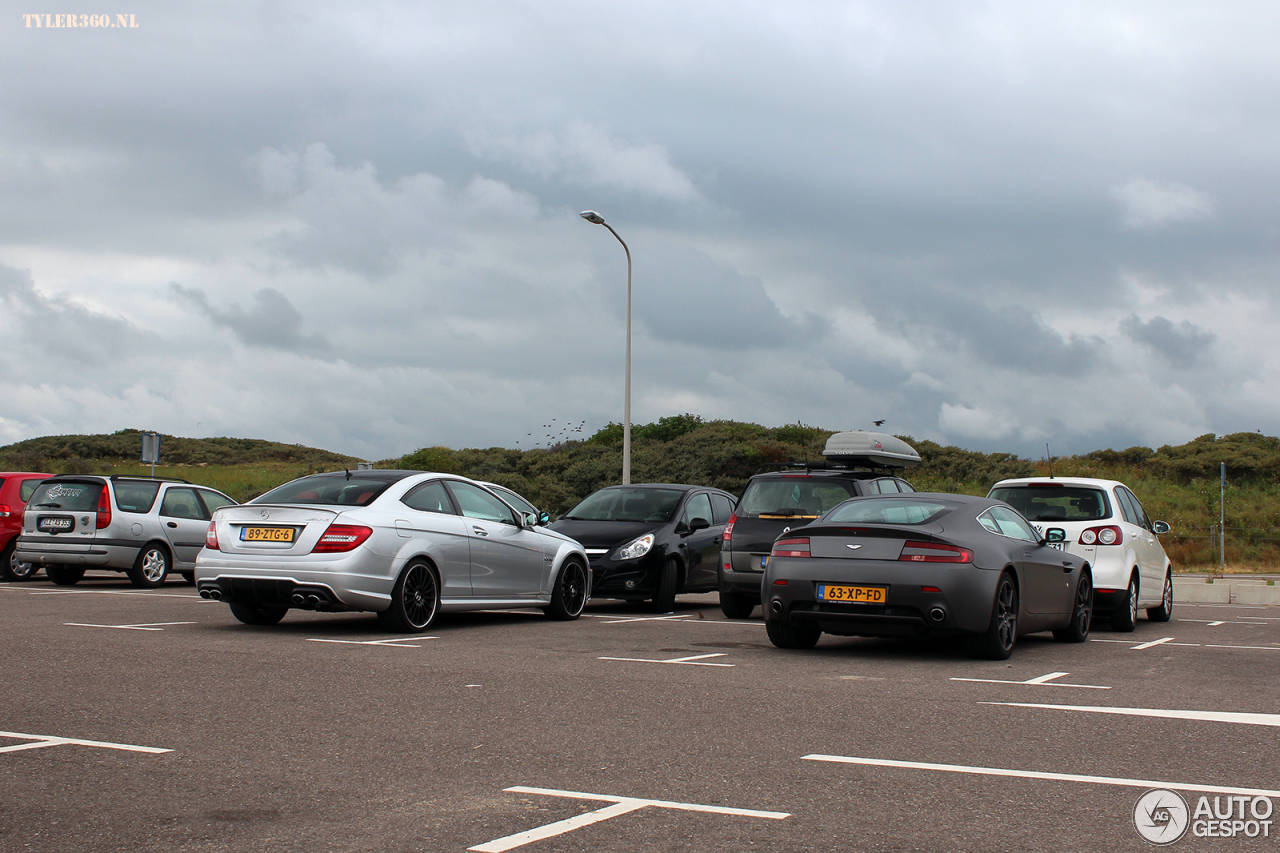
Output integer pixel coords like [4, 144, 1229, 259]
[898, 541, 973, 563]
[311, 524, 373, 553]
[96, 490, 111, 529]
[723, 513, 736, 543]
[205, 522, 220, 551]
[0, 504, 10, 518]
[772, 537, 810, 558]
[1080, 526, 1122, 546]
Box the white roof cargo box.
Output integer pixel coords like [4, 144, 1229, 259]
[822, 431, 921, 468]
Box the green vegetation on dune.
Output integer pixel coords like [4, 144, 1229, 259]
[3, 421, 1277, 569]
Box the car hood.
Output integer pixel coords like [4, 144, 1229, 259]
[546, 519, 661, 550]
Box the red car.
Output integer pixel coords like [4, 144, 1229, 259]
[1, 472, 53, 581]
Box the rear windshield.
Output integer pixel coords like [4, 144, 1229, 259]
[738, 478, 856, 518]
[113, 480, 161, 513]
[825, 497, 952, 525]
[28, 481, 104, 512]
[562, 488, 683, 523]
[988, 486, 1111, 522]
[253, 476, 395, 507]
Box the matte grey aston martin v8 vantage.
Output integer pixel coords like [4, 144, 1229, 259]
[195, 470, 589, 631]
[761, 493, 1092, 659]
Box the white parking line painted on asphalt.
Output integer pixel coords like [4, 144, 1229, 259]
[599, 652, 734, 667]
[587, 614, 694, 625]
[307, 637, 437, 648]
[63, 621, 196, 631]
[1091, 638, 1280, 652]
[0, 730, 171, 755]
[468, 786, 789, 852]
[1131, 636, 1176, 649]
[981, 702, 1280, 728]
[950, 671, 1110, 690]
[802, 755, 1280, 798]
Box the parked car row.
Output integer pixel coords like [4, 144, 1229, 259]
[7, 432, 1176, 663]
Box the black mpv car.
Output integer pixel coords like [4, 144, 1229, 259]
[549, 484, 737, 612]
[718, 466, 915, 618]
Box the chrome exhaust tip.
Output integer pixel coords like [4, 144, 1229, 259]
[291, 594, 306, 605]
[929, 607, 946, 623]
[208, 588, 223, 601]
[198, 589, 212, 600]
[305, 594, 322, 608]
[770, 599, 784, 615]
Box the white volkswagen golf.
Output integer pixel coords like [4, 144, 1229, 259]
[987, 476, 1173, 632]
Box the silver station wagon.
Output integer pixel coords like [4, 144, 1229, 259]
[195, 470, 590, 631]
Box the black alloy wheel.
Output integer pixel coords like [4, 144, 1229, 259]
[969, 573, 1018, 660]
[378, 560, 439, 633]
[546, 559, 588, 620]
[1053, 571, 1093, 643]
[651, 558, 679, 613]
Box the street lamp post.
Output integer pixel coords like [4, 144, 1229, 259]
[580, 210, 632, 485]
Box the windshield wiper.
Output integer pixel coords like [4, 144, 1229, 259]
[34, 502, 61, 508]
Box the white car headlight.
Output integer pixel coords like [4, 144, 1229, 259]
[615, 534, 654, 561]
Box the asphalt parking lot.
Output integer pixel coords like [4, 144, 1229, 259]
[3, 575, 1279, 852]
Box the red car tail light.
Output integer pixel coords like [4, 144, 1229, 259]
[771, 537, 811, 558]
[205, 521, 220, 551]
[1080, 526, 1122, 545]
[311, 524, 373, 553]
[898, 541, 973, 563]
[0, 504, 10, 518]
[722, 513, 736, 543]
[96, 489, 111, 529]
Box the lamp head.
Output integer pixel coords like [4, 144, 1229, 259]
[579, 210, 606, 225]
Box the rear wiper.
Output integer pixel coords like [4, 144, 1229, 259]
[34, 502, 61, 508]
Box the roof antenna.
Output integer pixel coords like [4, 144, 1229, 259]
[345, 468, 352, 480]
[1045, 443, 1054, 479]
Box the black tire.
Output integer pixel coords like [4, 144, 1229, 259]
[127, 543, 170, 588]
[1, 539, 39, 582]
[719, 590, 756, 619]
[228, 601, 288, 626]
[651, 558, 679, 613]
[1147, 572, 1173, 622]
[968, 573, 1019, 660]
[765, 618, 821, 649]
[45, 564, 85, 586]
[1110, 574, 1139, 632]
[545, 559, 588, 620]
[1053, 571, 1093, 643]
[377, 560, 439, 633]
[180, 571, 195, 585]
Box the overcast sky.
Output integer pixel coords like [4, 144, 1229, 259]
[3, 2, 1278, 462]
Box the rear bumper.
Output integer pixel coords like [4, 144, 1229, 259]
[14, 535, 137, 568]
[195, 551, 393, 612]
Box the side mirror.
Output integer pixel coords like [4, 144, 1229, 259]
[687, 517, 711, 533]
[538, 511, 551, 526]
[1152, 520, 1171, 535]
[1045, 528, 1066, 543]
[520, 512, 538, 529]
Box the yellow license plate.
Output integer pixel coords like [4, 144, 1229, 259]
[240, 526, 296, 543]
[818, 584, 887, 604]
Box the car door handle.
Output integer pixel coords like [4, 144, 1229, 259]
[1062, 562, 1073, 572]
[472, 527, 488, 537]
[166, 522, 178, 529]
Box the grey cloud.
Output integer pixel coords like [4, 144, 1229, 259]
[1121, 314, 1216, 368]
[170, 283, 332, 356]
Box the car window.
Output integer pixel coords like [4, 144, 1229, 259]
[683, 493, 713, 526]
[710, 493, 734, 524]
[894, 478, 916, 493]
[490, 486, 537, 516]
[1118, 487, 1151, 530]
[1113, 488, 1141, 526]
[447, 481, 517, 525]
[985, 506, 1039, 542]
[875, 479, 901, 494]
[197, 489, 236, 515]
[826, 498, 951, 525]
[402, 480, 457, 515]
[860, 480, 880, 495]
[113, 480, 162, 513]
[28, 481, 104, 512]
[738, 479, 857, 518]
[562, 488, 683, 522]
[988, 486, 1111, 522]
[160, 487, 205, 520]
[255, 476, 394, 506]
